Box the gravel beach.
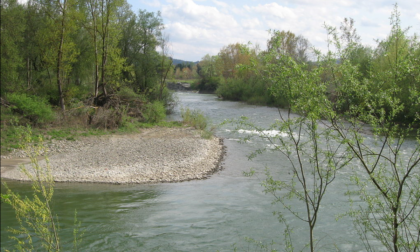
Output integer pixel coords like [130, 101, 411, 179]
[1, 127, 225, 184]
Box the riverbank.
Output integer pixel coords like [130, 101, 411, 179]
[1, 127, 225, 184]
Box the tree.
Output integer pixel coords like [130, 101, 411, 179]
[322, 6, 420, 250]
[157, 32, 173, 100]
[135, 10, 163, 92]
[97, 0, 125, 96]
[218, 43, 252, 78]
[232, 6, 419, 251]
[199, 54, 219, 79]
[33, 0, 79, 111]
[266, 30, 311, 63]
[0, 0, 25, 94]
[83, 0, 101, 97]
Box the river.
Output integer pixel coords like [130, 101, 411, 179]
[1, 92, 417, 251]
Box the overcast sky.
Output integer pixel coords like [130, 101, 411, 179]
[128, 0, 419, 61]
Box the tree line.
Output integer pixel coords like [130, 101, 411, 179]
[197, 13, 419, 125]
[1, 0, 173, 125]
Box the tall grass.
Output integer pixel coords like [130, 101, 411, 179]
[181, 108, 214, 139]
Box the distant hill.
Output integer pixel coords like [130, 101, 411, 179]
[172, 58, 199, 65]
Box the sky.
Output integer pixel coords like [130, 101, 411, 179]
[125, 0, 420, 62]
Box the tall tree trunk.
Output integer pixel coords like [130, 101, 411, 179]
[26, 57, 31, 90]
[57, 0, 67, 111]
[94, 25, 99, 97]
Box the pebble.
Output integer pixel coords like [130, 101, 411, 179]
[1, 127, 225, 184]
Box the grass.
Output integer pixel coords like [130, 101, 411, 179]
[180, 107, 214, 139]
[1, 105, 213, 156]
[0, 119, 187, 155]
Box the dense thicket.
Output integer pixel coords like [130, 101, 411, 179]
[1, 0, 173, 127]
[199, 14, 419, 125]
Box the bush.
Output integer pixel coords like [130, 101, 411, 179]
[198, 76, 221, 93]
[216, 78, 245, 101]
[142, 101, 166, 123]
[90, 107, 122, 129]
[6, 93, 54, 124]
[181, 107, 208, 130]
[117, 86, 146, 101]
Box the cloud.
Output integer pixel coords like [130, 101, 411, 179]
[241, 18, 261, 29]
[163, 0, 237, 29]
[250, 3, 297, 19]
[416, 13, 420, 21]
[212, 0, 229, 8]
[140, 0, 161, 8]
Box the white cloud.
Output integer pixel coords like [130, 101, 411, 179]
[140, 0, 161, 8]
[163, 0, 238, 29]
[212, 0, 229, 8]
[251, 3, 297, 19]
[241, 18, 261, 29]
[416, 13, 420, 21]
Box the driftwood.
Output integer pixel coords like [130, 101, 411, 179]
[82, 93, 147, 129]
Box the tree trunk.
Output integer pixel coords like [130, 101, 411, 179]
[57, 0, 67, 111]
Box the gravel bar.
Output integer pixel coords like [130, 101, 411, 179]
[1, 127, 225, 184]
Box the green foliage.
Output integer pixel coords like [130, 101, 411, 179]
[0, 0, 25, 94]
[227, 6, 419, 251]
[1, 126, 83, 251]
[47, 129, 77, 141]
[198, 76, 221, 93]
[117, 86, 146, 101]
[180, 107, 214, 139]
[216, 76, 280, 106]
[142, 101, 166, 123]
[7, 93, 55, 124]
[1, 125, 40, 153]
[181, 107, 208, 130]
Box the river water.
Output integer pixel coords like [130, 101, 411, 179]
[1, 92, 417, 251]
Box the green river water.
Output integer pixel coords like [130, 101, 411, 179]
[2, 92, 418, 251]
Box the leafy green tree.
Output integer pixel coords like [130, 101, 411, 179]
[198, 54, 220, 79]
[81, 0, 101, 97]
[97, 0, 126, 96]
[0, 0, 25, 94]
[157, 33, 173, 100]
[266, 30, 311, 63]
[135, 10, 163, 92]
[322, 6, 420, 250]
[33, 0, 79, 110]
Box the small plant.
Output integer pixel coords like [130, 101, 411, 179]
[181, 107, 214, 139]
[181, 107, 208, 130]
[1, 126, 83, 251]
[142, 101, 166, 123]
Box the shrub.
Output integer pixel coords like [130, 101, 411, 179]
[7, 93, 54, 124]
[90, 107, 122, 129]
[142, 101, 166, 123]
[117, 86, 145, 101]
[198, 76, 221, 93]
[181, 107, 208, 130]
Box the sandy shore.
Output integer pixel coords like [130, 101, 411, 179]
[1, 127, 225, 184]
